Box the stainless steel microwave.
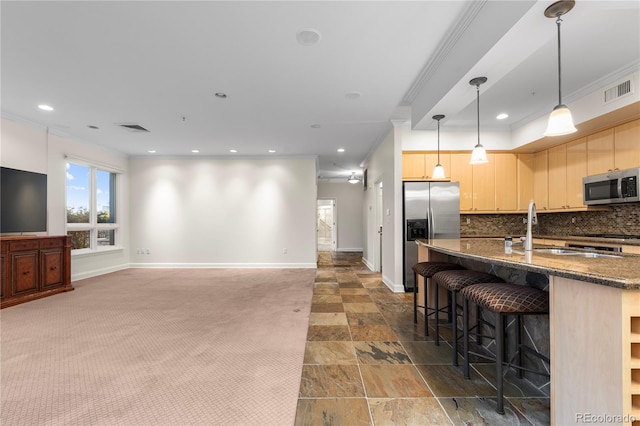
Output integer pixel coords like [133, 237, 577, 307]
[583, 168, 639, 205]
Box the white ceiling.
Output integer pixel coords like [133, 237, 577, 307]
[2, 1, 639, 181]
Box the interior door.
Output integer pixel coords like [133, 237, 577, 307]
[316, 199, 336, 251]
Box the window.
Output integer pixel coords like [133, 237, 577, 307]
[66, 162, 119, 252]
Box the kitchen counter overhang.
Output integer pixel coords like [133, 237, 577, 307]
[416, 238, 640, 290]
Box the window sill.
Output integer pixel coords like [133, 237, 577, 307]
[71, 246, 124, 258]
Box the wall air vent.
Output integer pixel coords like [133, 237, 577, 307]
[118, 123, 150, 132]
[603, 79, 632, 104]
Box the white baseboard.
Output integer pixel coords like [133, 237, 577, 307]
[127, 262, 317, 269]
[381, 273, 404, 293]
[72, 264, 129, 282]
[335, 247, 363, 252]
[360, 258, 404, 293]
[362, 257, 374, 271]
[72, 262, 317, 282]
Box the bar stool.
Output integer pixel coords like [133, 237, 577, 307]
[461, 282, 549, 415]
[431, 270, 504, 365]
[412, 262, 464, 335]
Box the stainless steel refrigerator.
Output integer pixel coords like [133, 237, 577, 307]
[403, 181, 460, 291]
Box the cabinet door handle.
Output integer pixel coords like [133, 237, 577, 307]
[50, 266, 57, 271]
[23, 271, 30, 275]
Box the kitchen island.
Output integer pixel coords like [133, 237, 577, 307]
[416, 238, 640, 426]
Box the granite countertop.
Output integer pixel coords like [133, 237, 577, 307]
[461, 234, 640, 246]
[417, 238, 640, 290]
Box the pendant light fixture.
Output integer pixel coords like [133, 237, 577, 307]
[432, 114, 446, 179]
[543, 0, 577, 137]
[347, 172, 360, 184]
[469, 77, 488, 165]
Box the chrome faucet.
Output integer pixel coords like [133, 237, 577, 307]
[525, 200, 537, 251]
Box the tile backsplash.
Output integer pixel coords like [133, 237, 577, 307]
[461, 204, 640, 237]
[460, 214, 527, 237]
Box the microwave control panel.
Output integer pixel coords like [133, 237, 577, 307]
[622, 176, 637, 198]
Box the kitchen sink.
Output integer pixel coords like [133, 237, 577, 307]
[534, 248, 622, 258]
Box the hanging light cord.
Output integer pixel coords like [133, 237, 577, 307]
[436, 119, 441, 164]
[555, 16, 563, 106]
[476, 83, 480, 146]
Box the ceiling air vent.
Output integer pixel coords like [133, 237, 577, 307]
[603, 79, 632, 104]
[118, 123, 150, 132]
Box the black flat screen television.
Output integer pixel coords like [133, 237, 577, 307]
[1, 167, 47, 234]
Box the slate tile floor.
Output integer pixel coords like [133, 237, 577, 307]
[294, 252, 550, 426]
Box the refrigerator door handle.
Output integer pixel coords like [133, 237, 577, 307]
[429, 207, 435, 239]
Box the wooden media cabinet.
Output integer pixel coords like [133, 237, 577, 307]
[1, 235, 73, 309]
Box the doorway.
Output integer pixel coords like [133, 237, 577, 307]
[317, 199, 336, 252]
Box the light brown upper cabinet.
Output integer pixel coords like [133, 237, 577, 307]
[548, 144, 567, 209]
[587, 128, 614, 175]
[449, 152, 519, 212]
[402, 153, 428, 180]
[472, 153, 496, 211]
[613, 119, 640, 171]
[449, 152, 473, 211]
[548, 139, 587, 210]
[494, 153, 517, 211]
[587, 120, 640, 175]
[402, 152, 450, 180]
[565, 139, 587, 208]
[533, 150, 549, 211]
[517, 154, 534, 211]
[404, 121, 638, 214]
[450, 153, 509, 212]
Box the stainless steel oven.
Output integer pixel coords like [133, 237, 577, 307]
[583, 168, 639, 205]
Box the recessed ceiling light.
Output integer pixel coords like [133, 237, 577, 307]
[496, 113, 509, 120]
[38, 104, 54, 111]
[268, 149, 276, 153]
[337, 148, 345, 153]
[87, 125, 99, 129]
[148, 150, 156, 153]
[230, 149, 237, 153]
[310, 124, 321, 129]
[296, 29, 321, 46]
[345, 92, 361, 100]
[215, 92, 227, 98]
[191, 149, 200, 153]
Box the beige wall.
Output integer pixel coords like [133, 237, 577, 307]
[128, 156, 318, 267]
[362, 125, 402, 292]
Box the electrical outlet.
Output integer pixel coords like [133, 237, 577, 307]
[523, 218, 528, 224]
[466, 218, 470, 225]
[571, 217, 576, 224]
[145, 248, 150, 255]
[283, 248, 287, 254]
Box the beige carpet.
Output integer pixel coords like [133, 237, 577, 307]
[1, 268, 315, 425]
